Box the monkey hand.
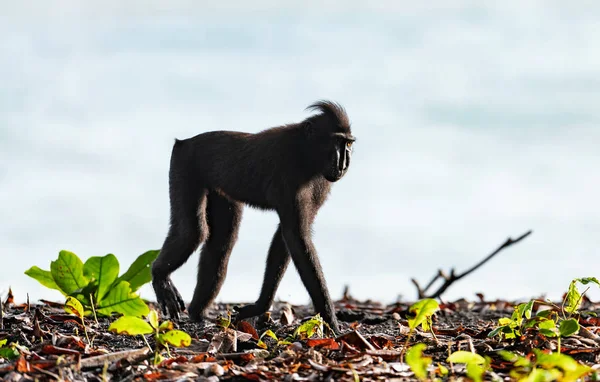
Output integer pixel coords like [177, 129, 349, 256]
[152, 277, 185, 320]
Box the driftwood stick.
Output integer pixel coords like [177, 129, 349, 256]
[413, 230, 533, 299]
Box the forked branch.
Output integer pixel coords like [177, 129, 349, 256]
[411, 230, 533, 299]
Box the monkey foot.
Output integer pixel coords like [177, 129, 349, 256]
[232, 303, 268, 322]
[152, 277, 186, 320]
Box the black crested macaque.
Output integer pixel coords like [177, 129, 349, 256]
[151, 101, 355, 333]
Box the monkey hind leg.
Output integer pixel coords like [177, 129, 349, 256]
[235, 225, 290, 321]
[152, 151, 210, 319]
[188, 192, 243, 321]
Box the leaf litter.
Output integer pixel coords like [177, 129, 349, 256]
[1, 288, 600, 381]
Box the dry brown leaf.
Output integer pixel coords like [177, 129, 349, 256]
[306, 338, 340, 350]
[237, 321, 259, 340]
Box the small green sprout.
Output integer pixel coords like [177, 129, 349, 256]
[405, 343, 431, 381]
[109, 309, 191, 365]
[0, 339, 20, 361]
[447, 351, 491, 382]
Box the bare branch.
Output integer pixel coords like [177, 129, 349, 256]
[415, 230, 533, 300]
[411, 278, 425, 299]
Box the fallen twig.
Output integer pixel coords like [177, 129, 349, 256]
[412, 230, 533, 299]
[79, 347, 150, 369]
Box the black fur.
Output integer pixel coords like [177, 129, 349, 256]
[151, 100, 355, 333]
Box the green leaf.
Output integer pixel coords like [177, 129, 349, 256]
[0, 339, 6, 347]
[406, 343, 431, 381]
[153, 352, 165, 366]
[0, 346, 20, 360]
[108, 316, 153, 335]
[559, 318, 580, 337]
[447, 351, 485, 365]
[50, 250, 88, 295]
[534, 349, 592, 380]
[159, 320, 173, 332]
[96, 281, 149, 317]
[466, 362, 486, 382]
[64, 296, 85, 318]
[487, 326, 505, 338]
[565, 280, 582, 314]
[159, 330, 192, 347]
[148, 310, 159, 330]
[116, 250, 160, 292]
[498, 350, 518, 362]
[260, 329, 278, 341]
[539, 328, 558, 337]
[24, 266, 64, 295]
[536, 309, 555, 319]
[518, 300, 535, 320]
[83, 254, 120, 302]
[537, 318, 557, 337]
[498, 317, 513, 326]
[408, 299, 440, 330]
[294, 314, 324, 339]
[216, 313, 231, 329]
[437, 363, 448, 376]
[575, 277, 600, 287]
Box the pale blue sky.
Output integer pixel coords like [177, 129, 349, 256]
[1, 1, 599, 305]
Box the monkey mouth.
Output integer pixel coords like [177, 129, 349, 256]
[325, 171, 345, 182]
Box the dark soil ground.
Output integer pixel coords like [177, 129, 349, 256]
[1, 291, 599, 381]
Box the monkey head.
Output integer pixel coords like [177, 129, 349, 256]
[304, 101, 355, 183]
[323, 132, 354, 182]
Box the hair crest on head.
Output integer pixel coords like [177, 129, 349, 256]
[305, 100, 351, 131]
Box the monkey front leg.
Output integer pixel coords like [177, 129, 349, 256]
[280, 220, 340, 334]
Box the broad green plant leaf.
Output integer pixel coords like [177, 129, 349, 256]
[108, 316, 153, 335]
[24, 266, 63, 294]
[50, 250, 88, 295]
[96, 281, 149, 317]
[406, 343, 431, 381]
[83, 254, 120, 302]
[159, 330, 192, 347]
[558, 318, 580, 337]
[116, 250, 160, 292]
[408, 299, 440, 331]
[64, 296, 85, 318]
